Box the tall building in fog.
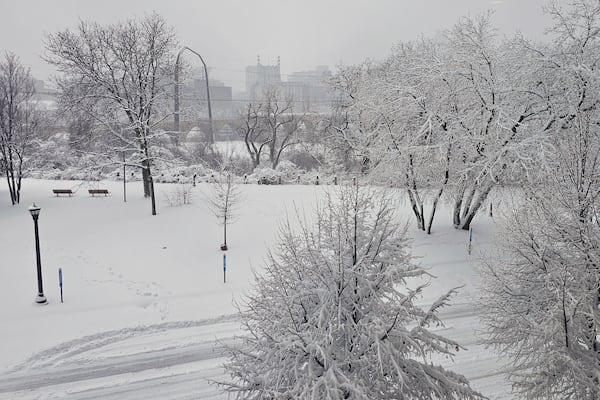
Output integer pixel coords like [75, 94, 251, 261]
[286, 66, 333, 111]
[243, 58, 334, 111]
[245, 56, 281, 100]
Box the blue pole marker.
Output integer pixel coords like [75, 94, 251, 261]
[58, 268, 63, 303]
[223, 254, 227, 283]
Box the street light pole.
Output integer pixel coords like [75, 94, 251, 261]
[174, 46, 214, 144]
[122, 150, 127, 203]
[29, 204, 47, 304]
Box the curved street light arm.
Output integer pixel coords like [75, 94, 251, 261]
[173, 47, 214, 144]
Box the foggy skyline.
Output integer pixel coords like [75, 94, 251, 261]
[1, 0, 565, 91]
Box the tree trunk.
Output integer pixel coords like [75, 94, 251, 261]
[427, 188, 444, 235]
[453, 195, 463, 227]
[461, 184, 477, 219]
[5, 168, 16, 205]
[407, 188, 425, 231]
[141, 145, 157, 215]
[142, 159, 151, 198]
[426, 156, 450, 234]
[149, 175, 156, 216]
[458, 183, 494, 230]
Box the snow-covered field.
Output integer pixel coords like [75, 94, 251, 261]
[0, 179, 512, 399]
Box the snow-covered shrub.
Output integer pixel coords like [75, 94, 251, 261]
[220, 187, 483, 399]
[162, 183, 193, 207]
[252, 167, 282, 185]
[274, 160, 302, 181]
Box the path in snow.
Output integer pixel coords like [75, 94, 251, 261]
[0, 305, 513, 400]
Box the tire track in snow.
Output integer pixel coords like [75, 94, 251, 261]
[7, 314, 238, 372]
[0, 304, 513, 399]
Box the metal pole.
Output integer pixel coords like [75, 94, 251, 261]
[183, 47, 214, 144]
[123, 151, 126, 203]
[200, 55, 214, 145]
[173, 49, 184, 134]
[33, 216, 46, 304]
[59, 268, 63, 303]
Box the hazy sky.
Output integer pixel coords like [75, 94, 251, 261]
[0, 0, 565, 91]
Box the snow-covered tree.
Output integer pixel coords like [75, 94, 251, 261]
[480, 124, 600, 398]
[236, 102, 268, 169]
[221, 187, 484, 399]
[0, 53, 40, 205]
[236, 87, 305, 170]
[481, 2, 600, 397]
[207, 172, 241, 250]
[330, 13, 551, 233]
[45, 14, 177, 215]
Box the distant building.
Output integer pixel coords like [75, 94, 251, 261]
[192, 79, 233, 114]
[287, 66, 333, 112]
[243, 59, 334, 111]
[180, 75, 233, 117]
[245, 56, 281, 100]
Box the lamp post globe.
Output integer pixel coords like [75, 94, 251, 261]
[29, 203, 47, 304]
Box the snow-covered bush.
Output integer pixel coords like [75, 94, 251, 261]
[162, 183, 193, 207]
[220, 187, 483, 399]
[274, 160, 301, 180]
[252, 167, 282, 185]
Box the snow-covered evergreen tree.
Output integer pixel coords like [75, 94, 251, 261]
[221, 187, 484, 399]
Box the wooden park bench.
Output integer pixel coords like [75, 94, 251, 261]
[88, 189, 110, 196]
[52, 189, 73, 197]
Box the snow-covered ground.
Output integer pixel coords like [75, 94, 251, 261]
[0, 179, 513, 399]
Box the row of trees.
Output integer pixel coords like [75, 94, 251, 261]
[1, 13, 314, 213]
[325, 11, 567, 232]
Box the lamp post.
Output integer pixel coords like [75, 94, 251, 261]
[28, 203, 47, 304]
[174, 46, 214, 144]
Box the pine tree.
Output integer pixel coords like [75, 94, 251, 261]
[221, 187, 483, 399]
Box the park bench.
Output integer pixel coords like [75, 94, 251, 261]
[88, 189, 110, 196]
[52, 189, 73, 197]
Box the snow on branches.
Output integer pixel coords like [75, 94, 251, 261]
[220, 187, 483, 399]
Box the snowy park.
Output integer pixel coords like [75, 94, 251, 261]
[0, 179, 507, 399]
[2, 0, 600, 399]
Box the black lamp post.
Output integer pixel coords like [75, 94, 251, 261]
[29, 203, 47, 304]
